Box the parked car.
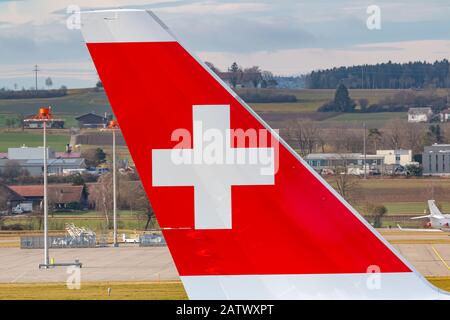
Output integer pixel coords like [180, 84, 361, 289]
[12, 202, 32, 214]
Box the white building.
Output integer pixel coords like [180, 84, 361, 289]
[439, 109, 450, 122]
[407, 107, 433, 123]
[376, 149, 412, 166]
[305, 153, 385, 175]
[8, 146, 55, 160]
[1, 147, 86, 177]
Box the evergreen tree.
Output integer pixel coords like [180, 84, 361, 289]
[428, 125, 444, 143]
[318, 84, 356, 112]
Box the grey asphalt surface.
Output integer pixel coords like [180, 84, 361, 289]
[0, 231, 449, 283]
[0, 245, 179, 283]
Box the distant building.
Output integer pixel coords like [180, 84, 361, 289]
[305, 153, 385, 175]
[8, 184, 88, 210]
[75, 112, 112, 128]
[0, 147, 86, 176]
[8, 146, 55, 160]
[439, 109, 450, 122]
[422, 144, 450, 176]
[408, 107, 433, 123]
[55, 151, 81, 159]
[0, 184, 26, 214]
[376, 149, 412, 166]
[23, 115, 64, 129]
[0, 158, 86, 176]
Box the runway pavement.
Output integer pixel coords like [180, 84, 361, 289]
[393, 244, 450, 277]
[0, 230, 448, 283]
[0, 245, 179, 283]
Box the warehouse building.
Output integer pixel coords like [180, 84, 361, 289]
[422, 144, 450, 176]
[0, 147, 86, 177]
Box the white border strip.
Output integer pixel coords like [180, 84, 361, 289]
[181, 273, 447, 300]
[81, 9, 176, 43]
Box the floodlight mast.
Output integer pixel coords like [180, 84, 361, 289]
[35, 107, 53, 268]
[103, 120, 120, 247]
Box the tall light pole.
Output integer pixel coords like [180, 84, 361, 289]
[35, 107, 53, 268]
[363, 122, 367, 179]
[43, 116, 48, 265]
[102, 120, 120, 247]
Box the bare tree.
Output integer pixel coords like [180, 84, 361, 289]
[17, 112, 25, 131]
[205, 61, 220, 74]
[90, 173, 113, 228]
[243, 66, 262, 88]
[325, 125, 363, 153]
[332, 156, 361, 203]
[368, 128, 382, 152]
[45, 77, 53, 89]
[288, 120, 321, 157]
[403, 123, 425, 154]
[384, 119, 405, 149]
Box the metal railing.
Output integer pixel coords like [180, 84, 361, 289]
[139, 233, 166, 247]
[21, 235, 96, 249]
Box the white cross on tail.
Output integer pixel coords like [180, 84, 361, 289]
[152, 105, 275, 229]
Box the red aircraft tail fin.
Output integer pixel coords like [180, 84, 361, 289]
[81, 9, 448, 299]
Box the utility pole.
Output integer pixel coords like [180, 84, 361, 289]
[361, 66, 364, 89]
[363, 122, 367, 179]
[33, 65, 40, 93]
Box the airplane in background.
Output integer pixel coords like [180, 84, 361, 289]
[410, 200, 450, 232]
[79, 9, 449, 299]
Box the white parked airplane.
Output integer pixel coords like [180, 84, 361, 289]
[410, 200, 450, 232]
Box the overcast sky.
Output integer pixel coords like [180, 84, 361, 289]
[0, 0, 450, 88]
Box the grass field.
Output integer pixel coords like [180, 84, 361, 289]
[0, 281, 188, 300]
[428, 277, 450, 292]
[0, 131, 70, 152]
[249, 88, 399, 114]
[330, 177, 450, 203]
[0, 277, 447, 299]
[324, 112, 406, 122]
[0, 89, 110, 116]
[355, 201, 450, 215]
[383, 202, 450, 215]
[0, 113, 20, 127]
[0, 88, 401, 125]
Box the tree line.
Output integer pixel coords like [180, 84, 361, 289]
[306, 59, 450, 89]
[318, 84, 449, 114]
[0, 86, 68, 99]
[284, 119, 449, 157]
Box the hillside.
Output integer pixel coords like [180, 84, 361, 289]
[0, 88, 110, 116]
[0, 89, 420, 132]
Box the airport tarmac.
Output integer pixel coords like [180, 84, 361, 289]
[0, 230, 448, 283]
[0, 245, 179, 283]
